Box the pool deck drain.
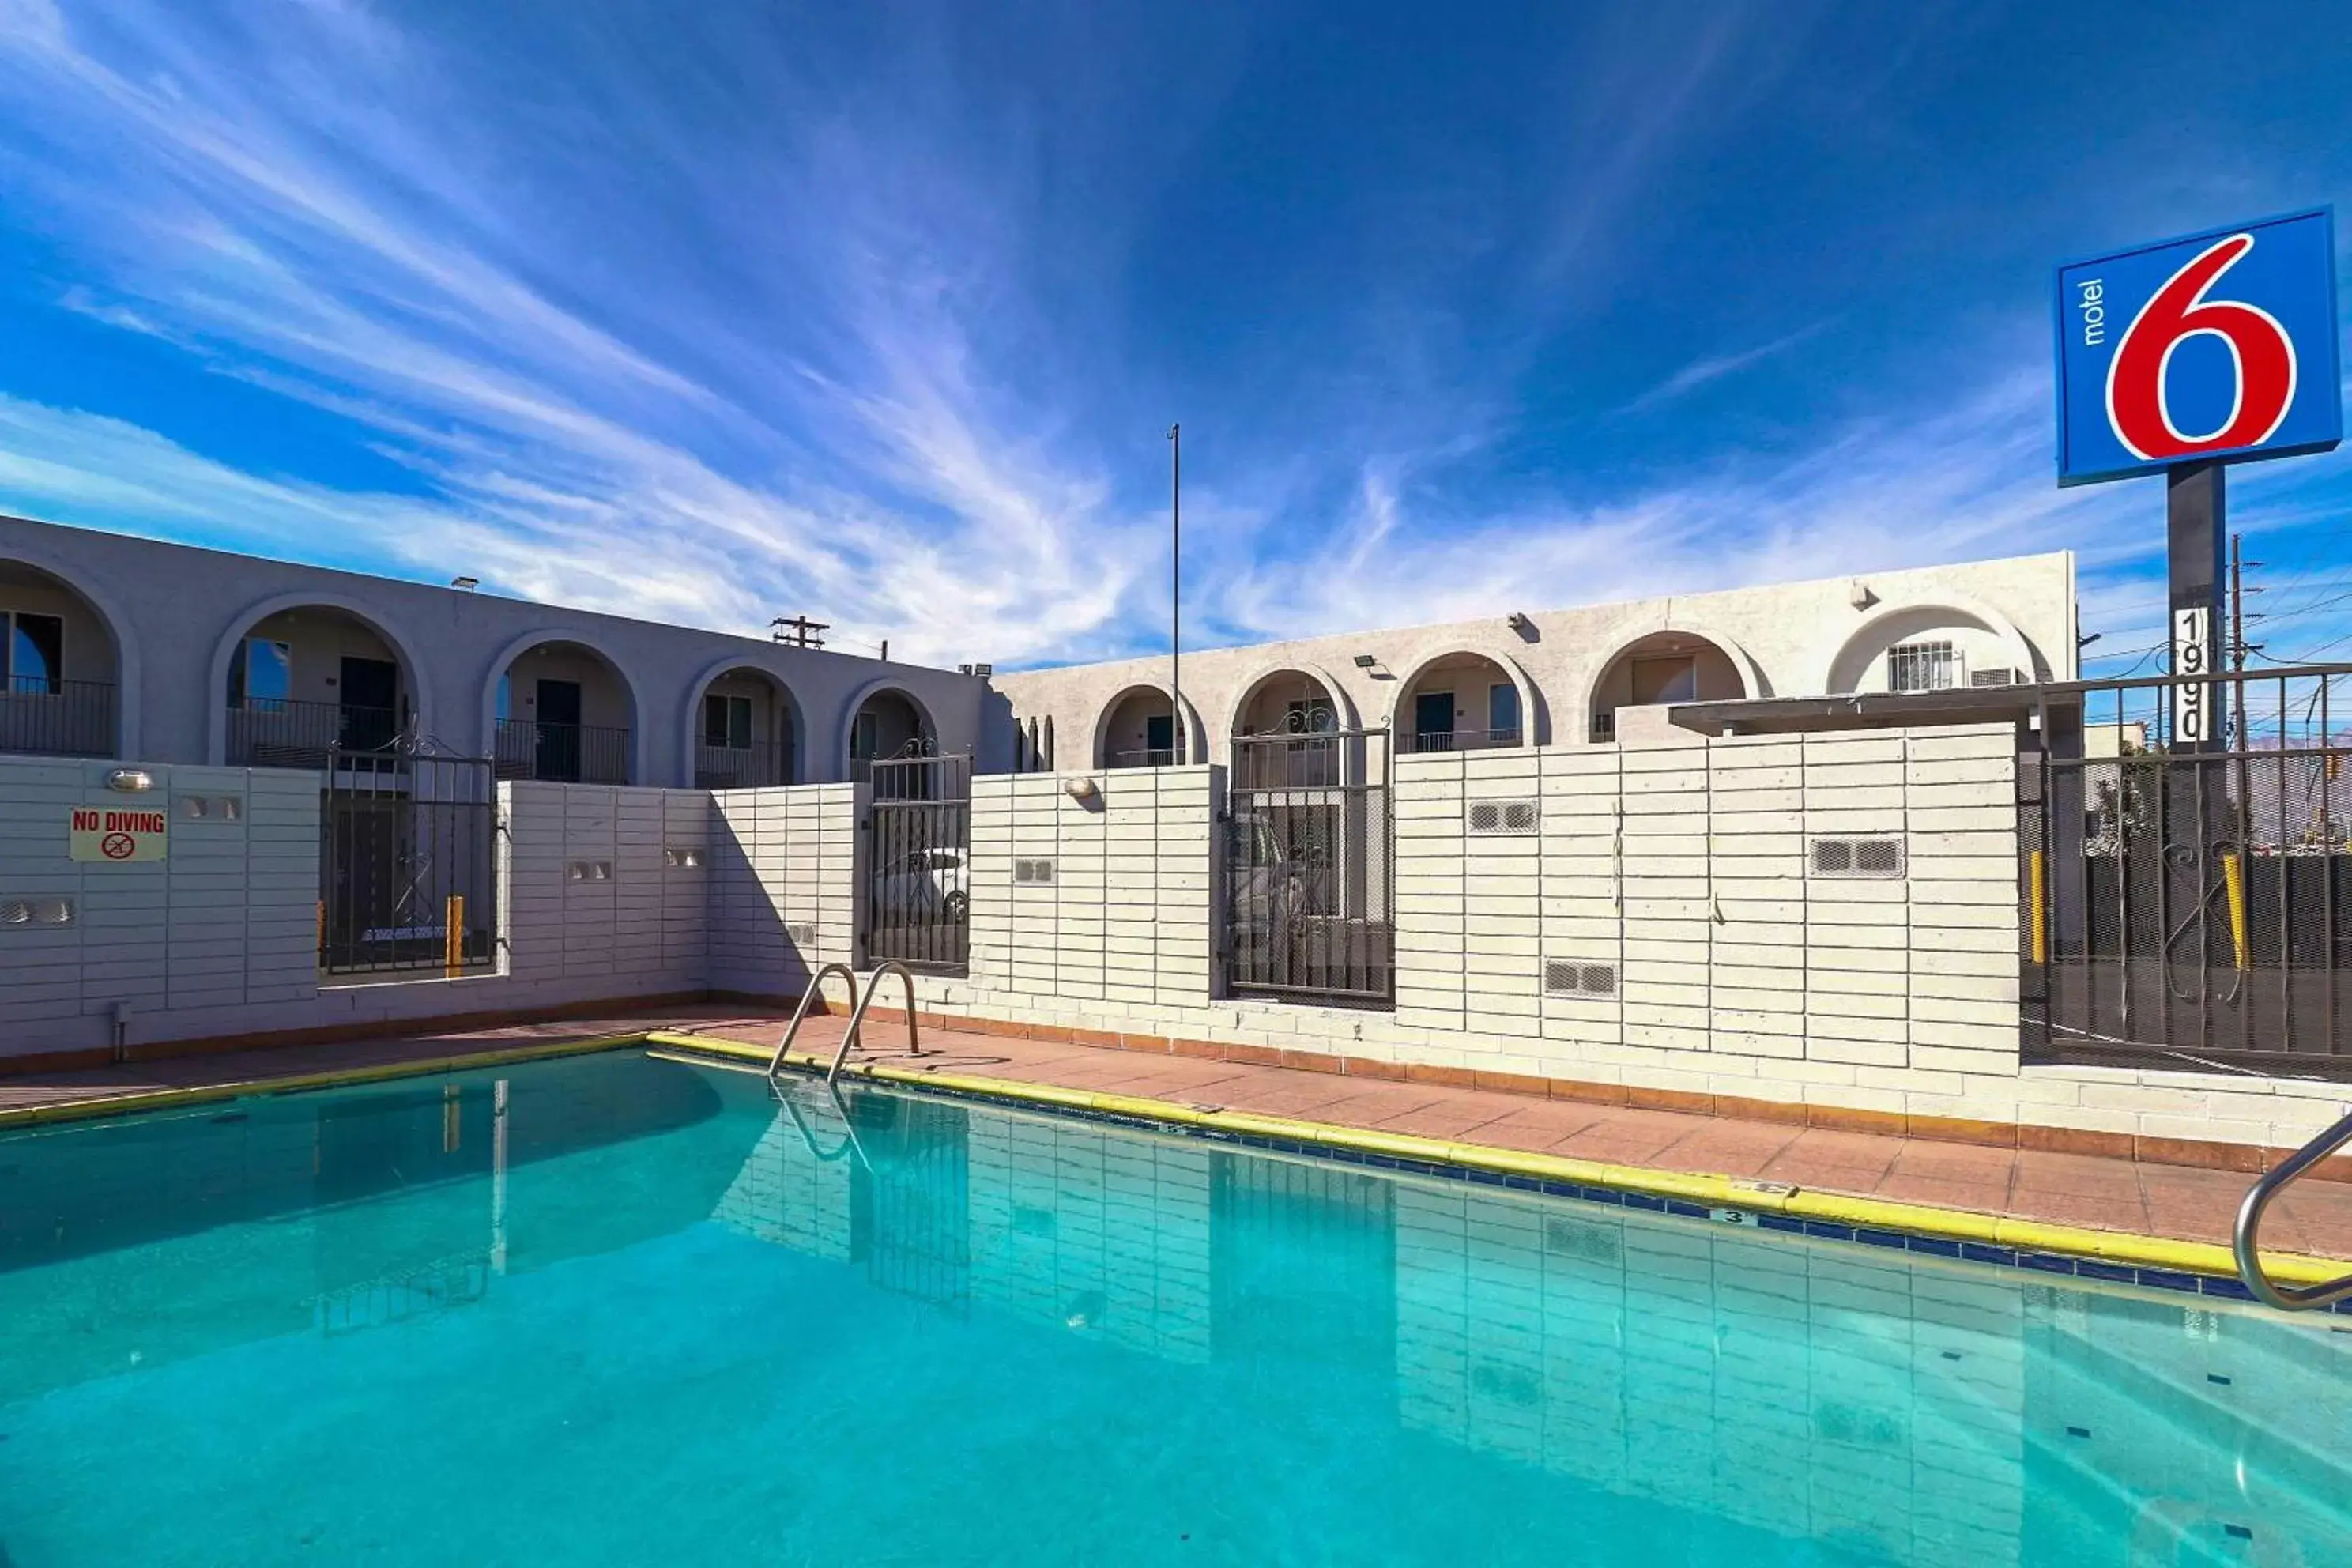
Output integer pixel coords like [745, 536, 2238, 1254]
[7, 1004, 2352, 1297]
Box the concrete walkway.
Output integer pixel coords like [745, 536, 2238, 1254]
[6, 1006, 2349, 1261]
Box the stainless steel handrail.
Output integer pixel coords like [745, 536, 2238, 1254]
[766, 963, 860, 1080]
[2233, 1105, 2352, 1310]
[827, 961, 923, 1086]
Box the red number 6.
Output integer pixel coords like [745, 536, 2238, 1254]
[2105, 232, 2298, 461]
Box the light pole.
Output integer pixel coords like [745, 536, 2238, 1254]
[1167, 423, 1182, 765]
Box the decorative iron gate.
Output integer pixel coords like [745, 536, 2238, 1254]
[320, 746, 499, 976]
[862, 748, 971, 975]
[2021, 664, 2352, 1072]
[1223, 726, 1394, 1008]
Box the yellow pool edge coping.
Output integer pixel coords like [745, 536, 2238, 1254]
[6, 1022, 2345, 1295]
[643, 1028, 2352, 1293]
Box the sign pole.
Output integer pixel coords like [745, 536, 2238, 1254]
[2166, 461, 2226, 752]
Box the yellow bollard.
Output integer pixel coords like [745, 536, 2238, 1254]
[445, 894, 466, 978]
[2222, 853, 2249, 972]
[2028, 850, 2047, 965]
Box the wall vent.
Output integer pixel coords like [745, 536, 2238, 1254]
[1969, 668, 2018, 688]
[786, 922, 818, 945]
[176, 794, 244, 821]
[1810, 836, 1905, 879]
[0, 898, 74, 927]
[1015, 858, 1056, 885]
[1544, 959, 1617, 997]
[662, 846, 705, 869]
[1469, 798, 1540, 835]
[567, 860, 614, 883]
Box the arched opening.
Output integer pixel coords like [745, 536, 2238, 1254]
[0, 559, 121, 759]
[224, 603, 417, 767]
[847, 686, 933, 780]
[1588, 631, 1748, 742]
[689, 665, 797, 787]
[1231, 668, 1344, 787]
[1825, 605, 2034, 695]
[1098, 684, 1200, 769]
[1395, 652, 1525, 756]
[492, 639, 635, 783]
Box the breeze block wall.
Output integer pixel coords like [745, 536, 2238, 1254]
[705, 782, 859, 1000]
[909, 767, 1216, 1033]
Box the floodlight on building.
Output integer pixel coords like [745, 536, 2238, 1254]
[105, 768, 153, 793]
[1352, 654, 1378, 669]
[451, 575, 480, 591]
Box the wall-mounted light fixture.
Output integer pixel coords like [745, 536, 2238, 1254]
[1062, 775, 1100, 803]
[105, 768, 153, 793]
[1848, 579, 1875, 611]
[450, 575, 480, 591]
[1507, 612, 1533, 634]
[1352, 654, 1378, 669]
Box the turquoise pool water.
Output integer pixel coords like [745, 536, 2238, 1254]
[2, 1051, 2349, 1566]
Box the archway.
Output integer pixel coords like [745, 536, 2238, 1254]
[210, 593, 426, 767]
[0, 557, 126, 760]
[683, 660, 800, 787]
[1095, 683, 1208, 768]
[485, 635, 639, 784]
[1821, 598, 2042, 695]
[1585, 630, 1754, 743]
[1391, 651, 1528, 756]
[843, 682, 937, 782]
[1229, 665, 1353, 787]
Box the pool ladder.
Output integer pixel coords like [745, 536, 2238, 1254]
[2233, 1105, 2352, 1310]
[764, 960, 924, 1088]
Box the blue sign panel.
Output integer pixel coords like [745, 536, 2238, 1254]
[2054, 208, 2341, 486]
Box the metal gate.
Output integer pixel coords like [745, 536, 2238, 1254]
[1223, 725, 1394, 1008]
[2022, 664, 2352, 1072]
[862, 748, 971, 975]
[320, 746, 499, 976]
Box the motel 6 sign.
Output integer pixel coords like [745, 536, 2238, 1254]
[2054, 208, 2341, 487]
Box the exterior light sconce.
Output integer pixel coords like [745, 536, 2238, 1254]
[105, 768, 154, 793]
[1351, 654, 1378, 668]
[1506, 612, 1537, 643]
[1849, 579, 1875, 611]
[450, 575, 480, 591]
[1063, 776, 1100, 804]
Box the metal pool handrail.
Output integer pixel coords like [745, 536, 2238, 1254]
[827, 961, 923, 1087]
[767, 963, 860, 1080]
[2233, 1105, 2352, 1310]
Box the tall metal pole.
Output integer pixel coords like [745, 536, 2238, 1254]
[1167, 423, 1182, 765]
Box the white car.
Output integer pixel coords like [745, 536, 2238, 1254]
[875, 846, 967, 922]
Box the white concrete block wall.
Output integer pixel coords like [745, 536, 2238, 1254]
[950, 767, 1215, 1022]
[707, 782, 858, 997]
[0, 757, 321, 1054]
[499, 782, 708, 991]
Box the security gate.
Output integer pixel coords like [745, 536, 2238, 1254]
[1223, 726, 1394, 1008]
[320, 747, 498, 976]
[2021, 665, 2352, 1073]
[862, 749, 971, 975]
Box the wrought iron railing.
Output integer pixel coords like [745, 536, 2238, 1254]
[863, 749, 971, 975]
[0, 677, 115, 758]
[1108, 746, 1182, 769]
[1397, 725, 1521, 756]
[229, 700, 402, 768]
[695, 741, 792, 789]
[2020, 662, 2352, 1073]
[1230, 734, 1343, 790]
[492, 719, 631, 784]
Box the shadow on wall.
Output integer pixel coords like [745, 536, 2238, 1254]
[704, 793, 829, 1000]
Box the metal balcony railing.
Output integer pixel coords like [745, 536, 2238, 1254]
[0, 677, 115, 758]
[1398, 725, 1522, 756]
[228, 700, 402, 768]
[1107, 746, 1182, 769]
[494, 719, 631, 784]
[695, 741, 792, 789]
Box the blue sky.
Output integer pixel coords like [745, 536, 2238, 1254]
[0, 0, 2346, 673]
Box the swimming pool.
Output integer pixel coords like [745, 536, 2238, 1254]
[2, 1050, 2347, 1566]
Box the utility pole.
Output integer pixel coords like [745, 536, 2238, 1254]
[1167, 423, 1182, 766]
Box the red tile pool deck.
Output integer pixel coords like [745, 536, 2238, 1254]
[6, 1005, 2349, 1263]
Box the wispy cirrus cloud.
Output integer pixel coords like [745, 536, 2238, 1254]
[1617, 321, 1834, 416]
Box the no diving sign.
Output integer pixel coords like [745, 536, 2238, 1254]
[70, 805, 168, 863]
